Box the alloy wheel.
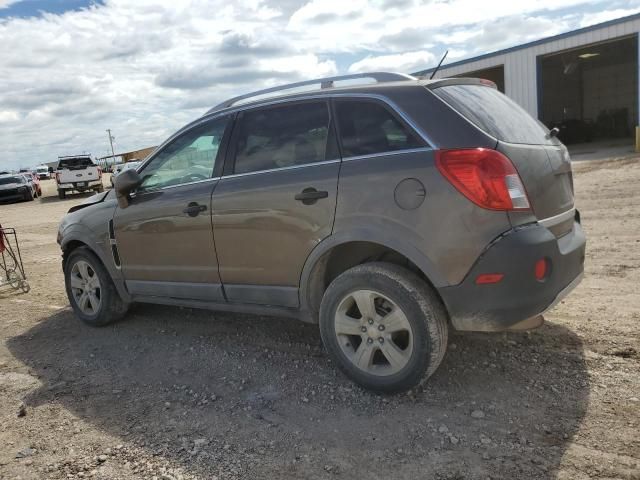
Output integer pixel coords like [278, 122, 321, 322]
[69, 260, 102, 316]
[334, 289, 414, 376]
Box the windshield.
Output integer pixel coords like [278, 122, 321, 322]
[37, 167, 48, 173]
[0, 176, 23, 185]
[58, 157, 94, 169]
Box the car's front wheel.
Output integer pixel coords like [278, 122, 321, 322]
[319, 262, 448, 393]
[64, 247, 128, 326]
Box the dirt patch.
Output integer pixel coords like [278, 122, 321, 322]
[0, 162, 638, 479]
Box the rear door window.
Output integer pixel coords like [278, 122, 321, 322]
[432, 84, 556, 145]
[232, 101, 332, 175]
[335, 100, 425, 157]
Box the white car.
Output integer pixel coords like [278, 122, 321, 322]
[110, 161, 142, 187]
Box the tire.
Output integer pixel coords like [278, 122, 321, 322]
[319, 262, 448, 393]
[58, 190, 66, 200]
[24, 189, 34, 201]
[64, 246, 128, 327]
[97, 185, 105, 193]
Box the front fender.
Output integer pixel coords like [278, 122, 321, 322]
[58, 202, 130, 303]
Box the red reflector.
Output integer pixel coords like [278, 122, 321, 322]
[436, 148, 530, 211]
[535, 258, 548, 281]
[475, 273, 504, 285]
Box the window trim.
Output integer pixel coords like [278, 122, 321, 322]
[134, 113, 233, 194]
[225, 98, 334, 176]
[200, 92, 436, 150]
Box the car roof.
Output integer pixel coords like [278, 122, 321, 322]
[203, 74, 491, 118]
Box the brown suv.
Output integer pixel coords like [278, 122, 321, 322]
[58, 72, 585, 392]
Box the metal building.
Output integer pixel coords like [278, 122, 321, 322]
[414, 13, 640, 149]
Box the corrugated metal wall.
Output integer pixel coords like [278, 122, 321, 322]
[431, 17, 640, 119]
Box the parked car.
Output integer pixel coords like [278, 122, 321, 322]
[55, 155, 104, 199]
[110, 161, 142, 187]
[36, 165, 51, 180]
[0, 174, 34, 203]
[57, 73, 586, 393]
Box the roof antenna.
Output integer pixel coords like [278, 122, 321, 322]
[429, 50, 449, 80]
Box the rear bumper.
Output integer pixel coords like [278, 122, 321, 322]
[438, 220, 586, 332]
[58, 180, 102, 190]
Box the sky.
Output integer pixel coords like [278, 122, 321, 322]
[0, 0, 639, 170]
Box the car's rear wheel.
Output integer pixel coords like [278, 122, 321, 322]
[319, 262, 448, 393]
[58, 190, 66, 200]
[64, 247, 128, 326]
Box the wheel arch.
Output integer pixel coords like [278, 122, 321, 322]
[60, 229, 130, 303]
[299, 231, 447, 323]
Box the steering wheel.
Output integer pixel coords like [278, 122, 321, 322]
[182, 173, 208, 183]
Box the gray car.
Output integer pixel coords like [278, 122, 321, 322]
[57, 72, 585, 392]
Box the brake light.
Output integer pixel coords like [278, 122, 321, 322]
[436, 148, 530, 211]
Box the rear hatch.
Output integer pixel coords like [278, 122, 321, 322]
[430, 82, 575, 237]
[57, 157, 99, 183]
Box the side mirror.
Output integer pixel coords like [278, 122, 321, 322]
[114, 169, 142, 208]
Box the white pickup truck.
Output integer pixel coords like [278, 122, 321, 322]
[55, 156, 104, 199]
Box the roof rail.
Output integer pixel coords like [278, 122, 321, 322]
[207, 72, 416, 113]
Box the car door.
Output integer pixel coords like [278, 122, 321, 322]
[113, 115, 232, 302]
[212, 100, 340, 308]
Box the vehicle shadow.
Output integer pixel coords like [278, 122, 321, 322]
[8, 305, 589, 479]
[38, 192, 96, 204]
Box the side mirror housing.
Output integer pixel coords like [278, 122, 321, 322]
[114, 169, 142, 208]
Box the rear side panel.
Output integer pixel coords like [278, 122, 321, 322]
[333, 149, 512, 286]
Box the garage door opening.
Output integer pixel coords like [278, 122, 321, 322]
[454, 65, 505, 92]
[538, 35, 638, 145]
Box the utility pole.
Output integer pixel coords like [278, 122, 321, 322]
[106, 129, 116, 164]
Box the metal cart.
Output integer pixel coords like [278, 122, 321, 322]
[0, 224, 30, 293]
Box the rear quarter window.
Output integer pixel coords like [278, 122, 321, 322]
[432, 84, 557, 145]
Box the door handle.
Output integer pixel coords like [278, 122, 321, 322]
[295, 188, 329, 205]
[183, 202, 207, 217]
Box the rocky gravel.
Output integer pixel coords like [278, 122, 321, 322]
[0, 160, 639, 479]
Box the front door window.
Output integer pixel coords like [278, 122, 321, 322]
[139, 117, 229, 191]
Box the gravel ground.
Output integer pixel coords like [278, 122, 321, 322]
[0, 161, 638, 480]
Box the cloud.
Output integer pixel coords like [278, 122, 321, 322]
[578, 8, 640, 27]
[349, 50, 437, 73]
[0, 0, 19, 8]
[0, 0, 635, 170]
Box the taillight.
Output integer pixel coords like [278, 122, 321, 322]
[436, 148, 530, 211]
